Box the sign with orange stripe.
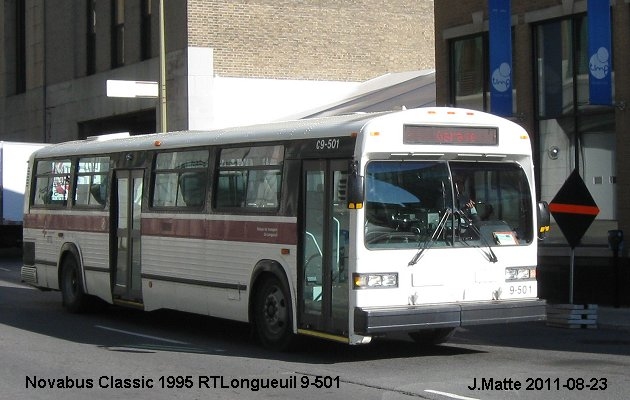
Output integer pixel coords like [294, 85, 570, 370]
[548, 203, 600, 216]
[549, 169, 599, 248]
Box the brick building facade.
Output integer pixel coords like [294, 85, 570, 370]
[187, 0, 434, 80]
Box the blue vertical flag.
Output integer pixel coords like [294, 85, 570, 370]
[489, 0, 513, 116]
[588, 0, 612, 105]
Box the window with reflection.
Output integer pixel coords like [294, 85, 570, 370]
[215, 145, 284, 210]
[75, 157, 110, 207]
[111, 0, 125, 68]
[364, 161, 533, 249]
[33, 159, 72, 206]
[450, 33, 516, 113]
[451, 35, 487, 111]
[152, 150, 209, 208]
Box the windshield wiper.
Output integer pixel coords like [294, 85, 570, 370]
[408, 208, 452, 266]
[455, 210, 498, 263]
[408, 208, 498, 266]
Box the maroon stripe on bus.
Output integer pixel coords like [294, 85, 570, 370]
[141, 218, 298, 245]
[23, 213, 109, 233]
[23, 213, 297, 245]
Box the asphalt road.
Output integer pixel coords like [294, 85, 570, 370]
[1, 253, 629, 400]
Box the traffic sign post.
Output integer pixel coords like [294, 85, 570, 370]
[548, 169, 599, 304]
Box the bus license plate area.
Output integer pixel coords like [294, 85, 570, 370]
[502, 282, 536, 298]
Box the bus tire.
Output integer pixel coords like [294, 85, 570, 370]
[254, 275, 294, 351]
[408, 328, 456, 345]
[60, 256, 88, 313]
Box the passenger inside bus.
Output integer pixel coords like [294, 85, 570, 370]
[452, 174, 481, 223]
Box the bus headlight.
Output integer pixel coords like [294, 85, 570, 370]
[505, 267, 536, 281]
[353, 273, 398, 289]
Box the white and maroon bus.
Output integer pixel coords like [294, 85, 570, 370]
[22, 108, 549, 349]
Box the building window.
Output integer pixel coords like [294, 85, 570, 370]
[450, 34, 488, 111]
[111, 0, 125, 68]
[86, 0, 96, 75]
[534, 14, 616, 223]
[141, 0, 152, 60]
[15, 0, 26, 93]
[449, 32, 516, 114]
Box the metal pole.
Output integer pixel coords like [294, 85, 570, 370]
[569, 248, 575, 304]
[159, 0, 167, 133]
[614, 247, 620, 308]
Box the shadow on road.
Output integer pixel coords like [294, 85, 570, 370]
[2, 252, 629, 364]
[0, 281, 481, 364]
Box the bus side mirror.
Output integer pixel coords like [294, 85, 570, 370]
[537, 201, 550, 240]
[347, 161, 364, 209]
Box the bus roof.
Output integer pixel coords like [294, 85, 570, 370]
[32, 108, 525, 158]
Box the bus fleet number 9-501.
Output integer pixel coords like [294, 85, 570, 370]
[315, 139, 340, 150]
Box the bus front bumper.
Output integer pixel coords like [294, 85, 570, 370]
[354, 299, 546, 335]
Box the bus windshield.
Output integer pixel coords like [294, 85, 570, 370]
[365, 160, 533, 249]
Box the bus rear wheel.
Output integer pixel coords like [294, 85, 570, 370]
[254, 276, 294, 351]
[60, 256, 88, 313]
[408, 328, 456, 345]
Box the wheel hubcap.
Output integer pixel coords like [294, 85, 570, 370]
[265, 296, 279, 323]
[262, 286, 286, 333]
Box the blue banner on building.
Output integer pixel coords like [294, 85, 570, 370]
[588, 0, 612, 106]
[489, 0, 513, 116]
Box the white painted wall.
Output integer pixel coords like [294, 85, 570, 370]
[210, 77, 360, 129]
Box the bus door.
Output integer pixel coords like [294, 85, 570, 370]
[300, 160, 349, 337]
[111, 169, 144, 305]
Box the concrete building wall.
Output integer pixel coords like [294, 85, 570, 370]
[45, 59, 159, 143]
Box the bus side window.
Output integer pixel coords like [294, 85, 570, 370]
[215, 145, 284, 211]
[89, 183, 107, 205]
[216, 170, 247, 208]
[33, 159, 71, 206]
[153, 173, 179, 207]
[179, 172, 206, 207]
[75, 156, 110, 207]
[246, 170, 280, 208]
[152, 150, 209, 209]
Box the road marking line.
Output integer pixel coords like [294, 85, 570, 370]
[95, 325, 189, 345]
[425, 389, 479, 400]
[0, 267, 11, 272]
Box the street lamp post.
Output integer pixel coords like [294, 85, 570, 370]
[159, 0, 167, 133]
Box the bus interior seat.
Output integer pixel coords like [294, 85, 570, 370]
[179, 172, 205, 207]
[89, 183, 107, 205]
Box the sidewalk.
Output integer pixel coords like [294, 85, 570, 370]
[597, 306, 630, 331]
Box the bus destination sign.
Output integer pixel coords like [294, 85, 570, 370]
[403, 125, 498, 146]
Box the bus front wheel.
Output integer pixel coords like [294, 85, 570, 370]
[254, 275, 294, 351]
[60, 256, 88, 313]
